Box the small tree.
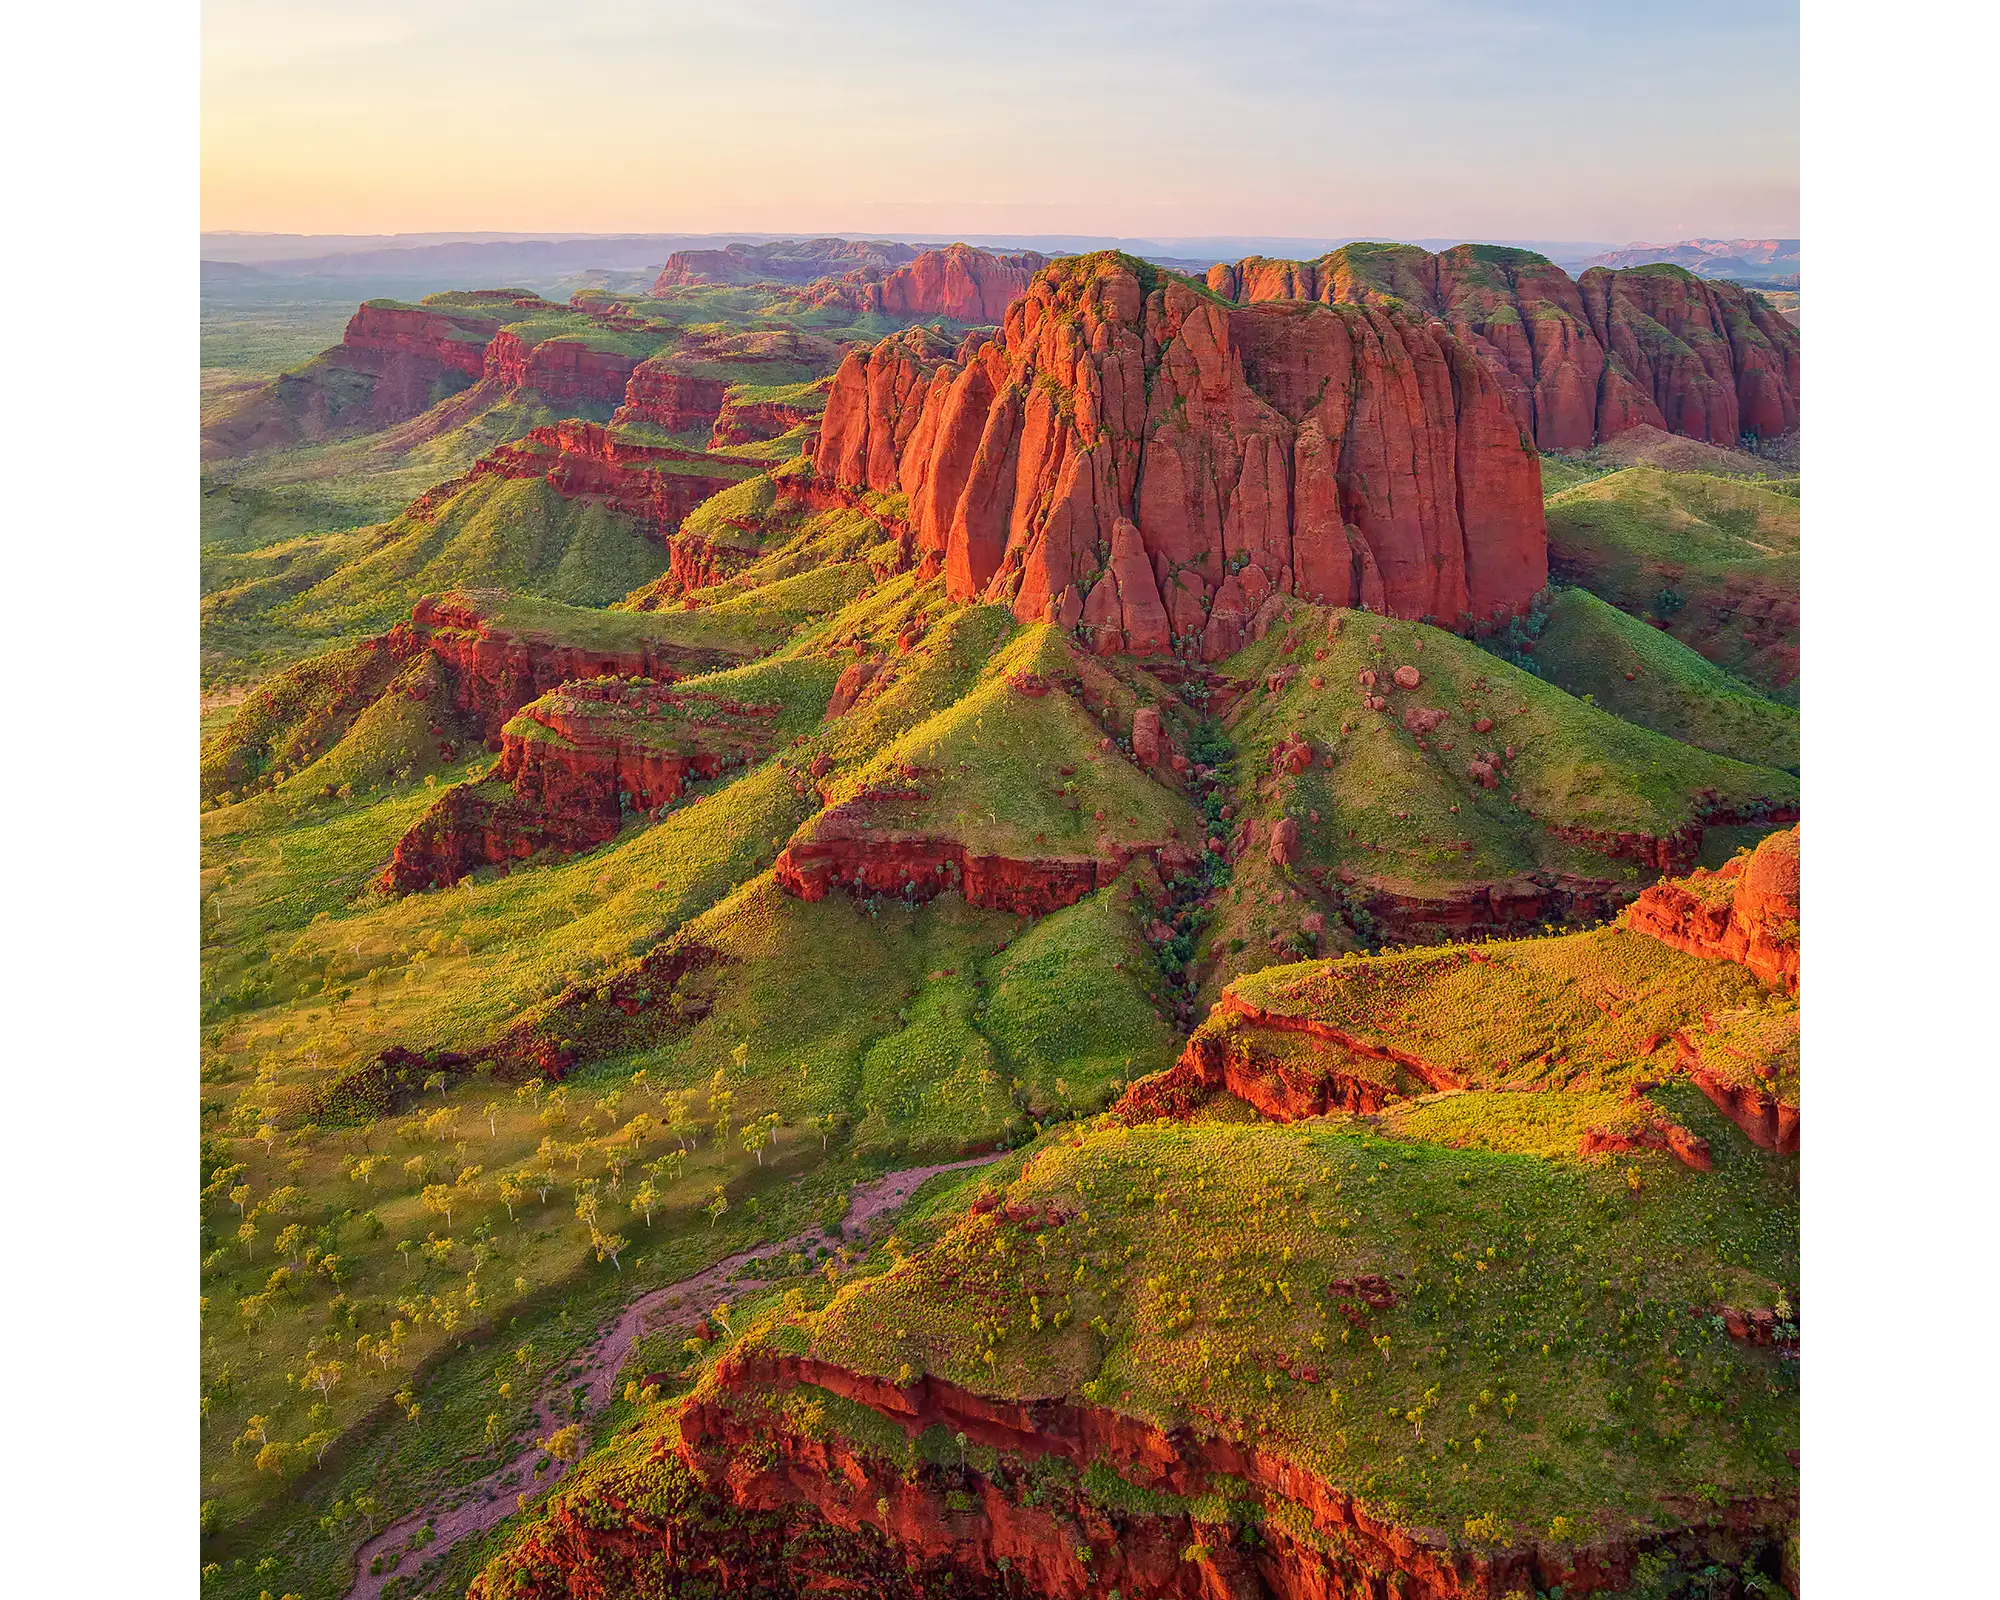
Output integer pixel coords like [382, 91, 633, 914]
[300, 1359, 344, 1403]
[592, 1228, 629, 1271]
[665, 1098, 693, 1151]
[421, 1184, 455, 1228]
[541, 1423, 582, 1471]
[704, 1187, 729, 1229]
[482, 1101, 502, 1137]
[424, 1072, 448, 1101]
[741, 1121, 770, 1166]
[649, 1150, 687, 1188]
[632, 1180, 660, 1227]
[498, 1172, 527, 1222]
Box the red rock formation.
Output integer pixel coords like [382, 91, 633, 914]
[1208, 245, 1798, 449]
[200, 297, 529, 458]
[775, 822, 1195, 919]
[1118, 992, 1463, 1125]
[659, 1346, 1792, 1600]
[708, 393, 820, 447]
[342, 301, 503, 381]
[483, 331, 642, 405]
[1624, 827, 1800, 992]
[812, 255, 1546, 661]
[379, 680, 779, 893]
[1577, 1117, 1713, 1172]
[809, 245, 1050, 323]
[612, 360, 729, 433]
[400, 591, 738, 738]
[470, 421, 753, 536]
[652, 237, 919, 291]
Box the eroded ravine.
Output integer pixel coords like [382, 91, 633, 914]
[344, 1153, 1006, 1600]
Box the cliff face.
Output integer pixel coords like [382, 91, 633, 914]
[1206, 246, 1799, 450]
[652, 1347, 1792, 1600]
[401, 592, 734, 737]
[200, 299, 524, 460]
[653, 237, 919, 291]
[483, 331, 642, 405]
[468, 421, 755, 536]
[612, 361, 730, 434]
[379, 675, 781, 892]
[1624, 826, 1800, 994]
[807, 244, 1051, 322]
[811, 255, 1546, 662]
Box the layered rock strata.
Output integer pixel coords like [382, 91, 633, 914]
[469, 421, 755, 536]
[1624, 827, 1800, 993]
[1206, 245, 1799, 449]
[812, 254, 1547, 662]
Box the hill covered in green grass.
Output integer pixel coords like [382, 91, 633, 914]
[196, 266, 1802, 1600]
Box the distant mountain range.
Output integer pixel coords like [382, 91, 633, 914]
[1571, 239, 1800, 281]
[199, 231, 1628, 287]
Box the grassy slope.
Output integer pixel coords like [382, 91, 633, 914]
[1544, 468, 1799, 702]
[775, 1097, 1795, 1549]
[798, 625, 1202, 862]
[1216, 604, 1794, 899]
[1530, 589, 1799, 773]
[1227, 925, 1776, 1093]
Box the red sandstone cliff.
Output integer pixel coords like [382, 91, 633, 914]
[612, 359, 729, 433]
[811, 255, 1546, 661]
[483, 330, 641, 406]
[807, 244, 1051, 323]
[1206, 246, 1798, 450]
[200, 296, 533, 459]
[398, 591, 739, 738]
[378, 681, 777, 893]
[1624, 826, 1800, 993]
[468, 420, 755, 536]
[652, 237, 919, 291]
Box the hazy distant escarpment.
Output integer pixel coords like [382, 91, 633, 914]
[1206, 243, 1798, 450]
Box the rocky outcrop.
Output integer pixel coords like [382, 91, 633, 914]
[376, 780, 610, 895]
[482, 331, 642, 406]
[379, 676, 782, 892]
[709, 392, 823, 447]
[469, 421, 755, 536]
[1577, 1116, 1712, 1172]
[1206, 245, 1799, 449]
[1117, 992, 1461, 1124]
[812, 254, 1546, 662]
[341, 300, 508, 381]
[654, 1346, 1792, 1600]
[200, 296, 532, 459]
[809, 244, 1050, 322]
[1624, 827, 1800, 992]
[611, 360, 729, 433]
[399, 591, 738, 739]
[653, 237, 919, 291]
[775, 802, 1197, 919]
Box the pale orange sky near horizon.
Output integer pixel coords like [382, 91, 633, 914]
[202, 0, 1799, 242]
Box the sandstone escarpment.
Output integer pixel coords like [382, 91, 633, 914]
[1207, 245, 1799, 450]
[1624, 827, 1800, 993]
[483, 331, 642, 406]
[773, 789, 1197, 918]
[401, 591, 739, 739]
[612, 360, 729, 433]
[1116, 992, 1460, 1124]
[656, 1346, 1792, 1600]
[809, 244, 1051, 323]
[200, 298, 526, 460]
[379, 677, 780, 893]
[469, 421, 756, 537]
[653, 237, 920, 291]
[812, 254, 1546, 662]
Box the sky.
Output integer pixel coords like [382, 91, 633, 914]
[202, 0, 1798, 244]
